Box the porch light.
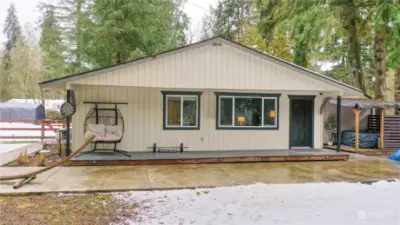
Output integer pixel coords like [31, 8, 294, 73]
[237, 116, 245, 125]
[269, 110, 275, 118]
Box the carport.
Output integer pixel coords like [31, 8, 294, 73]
[0, 103, 45, 120]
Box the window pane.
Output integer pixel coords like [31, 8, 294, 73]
[264, 98, 276, 126]
[220, 98, 233, 125]
[234, 98, 262, 126]
[182, 96, 197, 126]
[167, 96, 181, 126]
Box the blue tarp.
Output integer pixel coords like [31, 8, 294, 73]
[341, 130, 380, 148]
[388, 149, 400, 161]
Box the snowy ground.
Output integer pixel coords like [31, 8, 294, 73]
[0, 143, 29, 153]
[116, 180, 400, 225]
[0, 122, 56, 142]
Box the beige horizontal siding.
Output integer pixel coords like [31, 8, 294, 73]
[72, 86, 323, 152]
[70, 43, 340, 92]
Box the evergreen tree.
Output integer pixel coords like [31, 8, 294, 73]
[39, 3, 66, 80]
[1, 3, 22, 101]
[371, 0, 400, 100]
[85, 0, 188, 67]
[54, 0, 89, 74]
[329, 0, 365, 91]
[258, 0, 331, 68]
[3, 4, 21, 54]
[211, 0, 252, 40]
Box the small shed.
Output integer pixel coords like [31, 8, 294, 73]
[0, 103, 45, 120]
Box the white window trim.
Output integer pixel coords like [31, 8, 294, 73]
[166, 95, 199, 128]
[218, 95, 278, 128]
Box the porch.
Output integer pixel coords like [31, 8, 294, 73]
[323, 97, 400, 153]
[65, 149, 349, 166]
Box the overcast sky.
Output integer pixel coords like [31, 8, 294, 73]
[0, 0, 216, 46]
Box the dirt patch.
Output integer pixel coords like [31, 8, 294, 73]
[0, 193, 136, 225]
[4, 146, 62, 167]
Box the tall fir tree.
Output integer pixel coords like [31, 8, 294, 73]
[371, 0, 400, 100]
[85, 0, 188, 67]
[1, 3, 22, 101]
[54, 0, 89, 74]
[39, 3, 66, 80]
[329, 0, 365, 91]
[211, 0, 252, 40]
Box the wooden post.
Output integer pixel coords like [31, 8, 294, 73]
[66, 90, 72, 156]
[380, 109, 385, 149]
[352, 108, 361, 152]
[40, 120, 45, 142]
[336, 96, 342, 152]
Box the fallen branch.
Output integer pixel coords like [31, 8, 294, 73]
[13, 176, 36, 189]
[0, 136, 94, 182]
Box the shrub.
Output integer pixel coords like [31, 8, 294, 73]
[46, 109, 64, 120]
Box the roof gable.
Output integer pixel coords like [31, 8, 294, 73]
[39, 37, 363, 95]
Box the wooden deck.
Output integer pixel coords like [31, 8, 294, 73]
[324, 145, 396, 156]
[65, 149, 349, 166]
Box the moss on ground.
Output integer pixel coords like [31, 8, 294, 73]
[0, 193, 135, 225]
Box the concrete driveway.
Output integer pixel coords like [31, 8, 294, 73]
[0, 154, 399, 195]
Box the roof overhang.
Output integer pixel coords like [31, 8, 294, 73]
[327, 97, 400, 109]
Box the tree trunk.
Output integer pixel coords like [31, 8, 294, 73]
[396, 67, 400, 115]
[373, 29, 387, 100]
[341, 0, 365, 91]
[74, 0, 83, 72]
[396, 67, 400, 97]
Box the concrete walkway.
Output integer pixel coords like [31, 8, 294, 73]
[1, 154, 399, 195]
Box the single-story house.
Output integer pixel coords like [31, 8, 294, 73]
[39, 37, 366, 154]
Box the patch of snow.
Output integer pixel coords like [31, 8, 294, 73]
[0, 143, 29, 153]
[0, 122, 56, 142]
[116, 181, 400, 225]
[39, 150, 51, 153]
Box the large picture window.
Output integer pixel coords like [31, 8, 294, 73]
[216, 93, 280, 129]
[162, 91, 201, 130]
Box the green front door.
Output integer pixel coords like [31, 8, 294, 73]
[290, 98, 313, 148]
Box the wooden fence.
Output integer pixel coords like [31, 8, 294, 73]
[0, 120, 67, 141]
[367, 115, 380, 132]
[367, 115, 400, 149]
[384, 116, 400, 149]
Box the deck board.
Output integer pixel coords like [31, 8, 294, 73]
[65, 149, 349, 166]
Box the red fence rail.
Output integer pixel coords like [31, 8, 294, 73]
[0, 120, 68, 141]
